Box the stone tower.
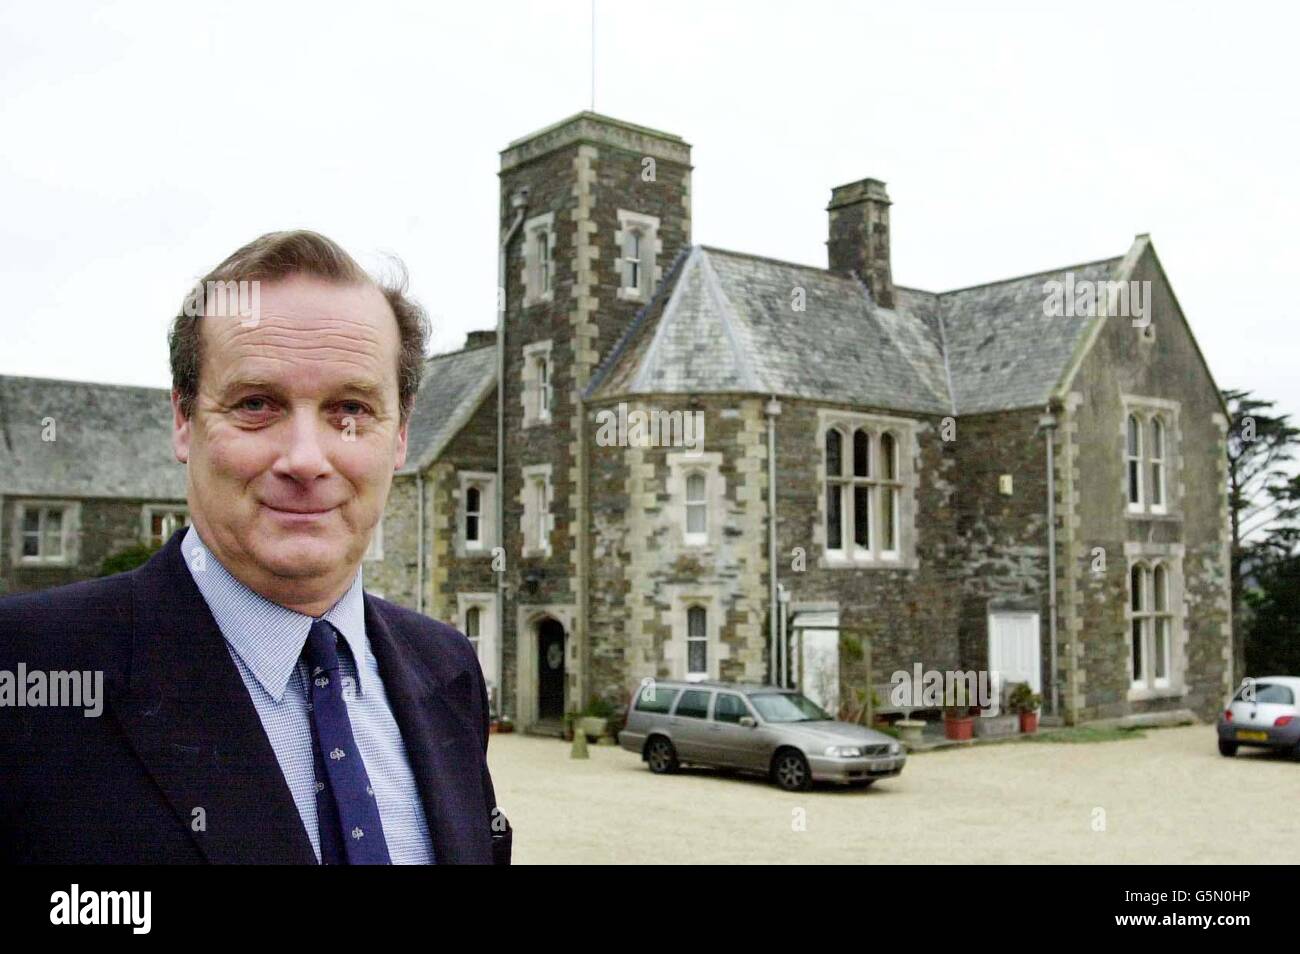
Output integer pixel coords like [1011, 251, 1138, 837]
[496, 112, 692, 727]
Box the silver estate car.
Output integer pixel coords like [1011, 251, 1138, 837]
[1216, 676, 1300, 758]
[618, 680, 905, 791]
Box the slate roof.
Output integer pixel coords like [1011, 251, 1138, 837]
[587, 245, 1125, 416]
[400, 343, 496, 474]
[933, 256, 1122, 415]
[0, 342, 498, 499]
[0, 375, 185, 499]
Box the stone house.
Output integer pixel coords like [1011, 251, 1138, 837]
[413, 110, 1230, 730]
[0, 376, 189, 595]
[0, 111, 1233, 731]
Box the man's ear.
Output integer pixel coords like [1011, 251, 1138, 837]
[393, 416, 409, 471]
[172, 389, 191, 464]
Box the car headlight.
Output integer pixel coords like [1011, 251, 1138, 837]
[889, 742, 902, 755]
[824, 745, 863, 758]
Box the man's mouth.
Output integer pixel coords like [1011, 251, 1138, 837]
[261, 502, 338, 518]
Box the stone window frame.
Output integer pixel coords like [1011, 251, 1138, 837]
[520, 463, 554, 558]
[1121, 395, 1180, 518]
[615, 209, 661, 303]
[1123, 542, 1187, 701]
[521, 211, 556, 307]
[665, 589, 723, 683]
[140, 504, 189, 548]
[14, 499, 79, 566]
[814, 409, 918, 568]
[456, 591, 496, 667]
[666, 451, 725, 548]
[456, 471, 497, 556]
[521, 339, 554, 428]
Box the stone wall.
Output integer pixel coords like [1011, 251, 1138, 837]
[1061, 243, 1232, 722]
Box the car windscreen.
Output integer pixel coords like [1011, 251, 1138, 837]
[1235, 682, 1296, 705]
[749, 692, 832, 723]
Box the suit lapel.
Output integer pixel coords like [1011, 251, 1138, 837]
[363, 599, 492, 864]
[112, 531, 317, 865]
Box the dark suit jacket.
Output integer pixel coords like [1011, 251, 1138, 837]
[0, 529, 511, 864]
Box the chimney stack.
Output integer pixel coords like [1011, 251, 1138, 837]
[465, 329, 497, 350]
[827, 177, 894, 309]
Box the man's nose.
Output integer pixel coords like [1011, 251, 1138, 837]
[273, 409, 335, 482]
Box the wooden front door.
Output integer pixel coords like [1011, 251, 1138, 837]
[537, 618, 566, 720]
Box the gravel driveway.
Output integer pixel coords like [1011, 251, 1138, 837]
[486, 726, 1297, 864]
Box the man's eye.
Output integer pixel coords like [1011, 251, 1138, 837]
[238, 397, 270, 412]
[339, 402, 369, 417]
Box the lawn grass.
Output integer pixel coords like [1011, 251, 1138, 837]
[1022, 725, 1147, 744]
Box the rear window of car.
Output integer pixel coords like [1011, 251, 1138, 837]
[713, 693, 750, 723]
[1235, 682, 1296, 705]
[674, 689, 711, 719]
[633, 685, 680, 714]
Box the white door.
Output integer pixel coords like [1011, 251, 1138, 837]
[988, 612, 1041, 710]
[798, 628, 840, 716]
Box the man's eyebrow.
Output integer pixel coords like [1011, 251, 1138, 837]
[335, 381, 385, 398]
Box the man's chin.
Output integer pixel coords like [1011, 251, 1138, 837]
[252, 536, 354, 581]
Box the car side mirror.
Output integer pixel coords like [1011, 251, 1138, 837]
[739, 716, 756, 728]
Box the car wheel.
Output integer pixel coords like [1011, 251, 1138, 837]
[1218, 739, 1238, 757]
[645, 736, 679, 774]
[771, 749, 812, 792]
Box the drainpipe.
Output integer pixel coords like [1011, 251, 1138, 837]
[416, 472, 424, 615]
[765, 396, 781, 685]
[497, 188, 529, 719]
[1039, 409, 1059, 718]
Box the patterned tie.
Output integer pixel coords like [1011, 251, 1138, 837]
[302, 619, 392, 865]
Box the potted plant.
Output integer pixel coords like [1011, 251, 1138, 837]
[943, 683, 975, 741]
[1009, 682, 1043, 733]
[578, 696, 617, 742]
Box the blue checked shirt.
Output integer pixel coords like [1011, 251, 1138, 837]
[182, 526, 434, 864]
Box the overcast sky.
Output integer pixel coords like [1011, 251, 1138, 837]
[2, 1, 1296, 422]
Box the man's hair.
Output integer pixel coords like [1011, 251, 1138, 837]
[168, 230, 430, 423]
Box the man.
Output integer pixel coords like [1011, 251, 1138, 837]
[0, 231, 510, 864]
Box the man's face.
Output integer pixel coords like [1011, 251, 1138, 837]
[172, 275, 408, 603]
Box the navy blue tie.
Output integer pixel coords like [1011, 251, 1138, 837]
[302, 619, 391, 865]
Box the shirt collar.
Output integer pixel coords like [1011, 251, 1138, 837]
[181, 525, 369, 703]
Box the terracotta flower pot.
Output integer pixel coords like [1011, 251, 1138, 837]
[1019, 711, 1039, 734]
[944, 714, 974, 741]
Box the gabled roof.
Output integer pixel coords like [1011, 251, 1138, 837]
[587, 244, 1130, 416]
[400, 343, 496, 475]
[0, 375, 184, 499]
[587, 246, 953, 415]
[936, 256, 1122, 415]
